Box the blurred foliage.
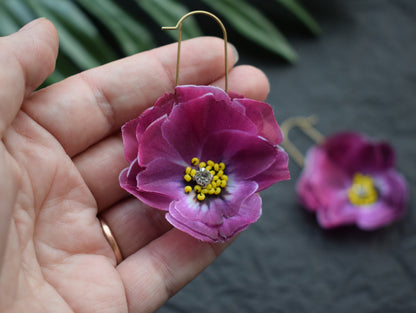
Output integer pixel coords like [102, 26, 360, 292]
[0, 0, 320, 84]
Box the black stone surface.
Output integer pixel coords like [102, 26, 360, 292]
[158, 1, 416, 312]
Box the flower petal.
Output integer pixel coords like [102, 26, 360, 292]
[228, 91, 244, 99]
[136, 93, 175, 141]
[296, 146, 350, 211]
[175, 85, 231, 104]
[137, 158, 184, 199]
[317, 197, 404, 230]
[162, 94, 257, 162]
[358, 141, 395, 172]
[119, 157, 141, 189]
[130, 190, 173, 211]
[249, 145, 290, 191]
[201, 130, 280, 181]
[233, 98, 284, 145]
[119, 160, 172, 210]
[166, 207, 220, 242]
[175, 86, 284, 147]
[121, 93, 175, 163]
[374, 169, 408, 212]
[166, 191, 262, 242]
[322, 132, 366, 171]
[323, 132, 395, 173]
[316, 198, 358, 229]
[217, 193, 262, 240]
[121, 119, 139, 163]
[220, 179, 259, 218]
[167, 179, 258, 224]
[297, 178, 321, 212]
[355, 201, 405, 230]
[138, 115, 184, 166]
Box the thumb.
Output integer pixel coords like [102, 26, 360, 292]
[0, 18, 59, 137]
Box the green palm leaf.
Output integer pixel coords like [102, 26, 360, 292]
[0, 6, 20, 36]
[0, 0, 321, 84]
[203, 0, 297, 63]
[2, 0, 35, 31]
[76, 0, 154, 54]
[27, 0, 118, 67]
[135, 0, 203, 40]
[276, 0, 321, 35]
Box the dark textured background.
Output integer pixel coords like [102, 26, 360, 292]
[158, 1, 416, 312]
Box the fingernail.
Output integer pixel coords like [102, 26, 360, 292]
[229, 42, 239, 64]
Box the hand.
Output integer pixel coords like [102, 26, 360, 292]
[0, 19, 269, 313]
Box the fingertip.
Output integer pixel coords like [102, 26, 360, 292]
[231, 65, 270, 101]
[18, 17, 59, 53]
[214, 65, 270, 101]
[228, 42, 239, 65]
[15, 18, 59, 91]
[0, 18, 60, 135]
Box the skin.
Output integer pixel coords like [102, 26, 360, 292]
[0, 19, 270, 313]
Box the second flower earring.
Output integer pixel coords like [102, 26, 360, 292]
[281, 116, 408, 230]
[119, 11, 290, 243]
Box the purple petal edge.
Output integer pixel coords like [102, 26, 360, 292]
[166, 193, 262, 242]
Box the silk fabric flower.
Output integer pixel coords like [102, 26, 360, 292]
[120, 85, 290, 242]
[297, 132, 407, 230]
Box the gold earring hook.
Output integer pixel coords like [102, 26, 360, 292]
[162, 10, 229, 93]
[280, 115, 325, 167]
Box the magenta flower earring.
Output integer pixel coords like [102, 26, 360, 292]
[119, 11, 290, 242]
[281, 116, 408, 230]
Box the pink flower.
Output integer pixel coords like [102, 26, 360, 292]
[297, 132, 408, 230]
[120, 85, 290, 242]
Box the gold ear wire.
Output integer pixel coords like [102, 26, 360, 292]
[280, 115, 325, 167]
[162, 10, 229, 93]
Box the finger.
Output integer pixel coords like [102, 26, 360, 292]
[214, 65, 270, 101]
[0, 18, 58, 136]
[74, 133, 127, 210]
[100, 197, 172, 259]
[118, 229, 232, 313]
[24, 38, 238, 157]
[74, 65, 270, 211]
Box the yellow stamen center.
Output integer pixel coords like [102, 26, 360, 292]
[348, 173, 378, 206]
[183, 158, 228, 201]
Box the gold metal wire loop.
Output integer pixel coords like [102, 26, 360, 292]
[280, 115, 325, 167]
[162, 10, 229, 93]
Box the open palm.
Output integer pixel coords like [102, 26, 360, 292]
[0, 19, 269, 313]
